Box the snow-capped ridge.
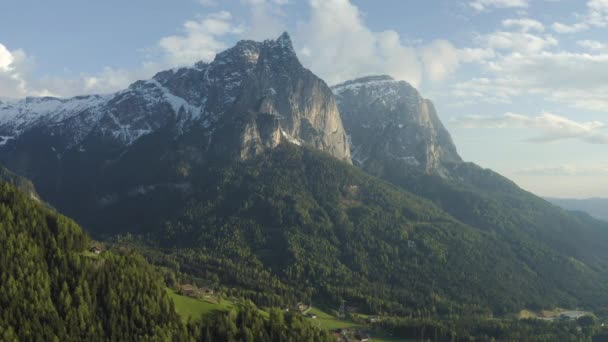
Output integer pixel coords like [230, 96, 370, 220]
[0, 32, 349, 163]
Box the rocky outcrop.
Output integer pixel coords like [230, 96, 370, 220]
[0, 32, 350, 163]
[333, 75, 461, 177]
[215, 32, 351, 162]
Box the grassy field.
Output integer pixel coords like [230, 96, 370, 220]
[306, 307, 362, 330]
[166, 288, 233, 321]
[166, 293, 408, 340]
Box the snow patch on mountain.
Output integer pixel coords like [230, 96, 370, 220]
[0, 95, 110, 131]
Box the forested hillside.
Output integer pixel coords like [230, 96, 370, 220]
[0, 179, 340, 341]
[101, 144, 608, 318]
[0, 181, 188, 340]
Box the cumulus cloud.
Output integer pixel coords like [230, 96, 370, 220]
[241, 0, 288, 40]
[0, 44, 15, 72]
[1, 7, 249, 98]
[1, 0, 480, 98]
[552, 22, 588, 33]
[294, 0, 422, 86]
[454, 112, 608, 144]
[295, 0, 482, 86]
[502, 18, 545, 32]
[420, 40, 494, 83]
[0, 41, 163, 98]
[159, 11, 243, 65]
[478, 31, 558, 53]
[577, 39, 608, 51]
[552, 0, 608, 33]
[452, 51, 608, 111]
[0, 44, 53, 98]
[469, 0, 529, 12]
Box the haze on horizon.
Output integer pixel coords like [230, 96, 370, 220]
[0, 0, 606, 198]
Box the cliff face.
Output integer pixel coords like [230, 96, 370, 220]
[212, 33, 351, 162]
[333, 75, 461, 176]
[0, 33, 350, 164]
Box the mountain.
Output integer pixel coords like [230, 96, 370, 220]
[2, 33, 608, 322]
[0, 33, 349, 161]
[547, 197, 608, 222]
[0, 177, 335, 341]
[127, 144, 608, 315]
[334, 73, 608, 290]
[332, 75, 460, 177]
[0, 33, 350, 222]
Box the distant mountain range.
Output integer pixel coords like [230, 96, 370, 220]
[1, 32, 608, 320]
[546, 197, 608, 222]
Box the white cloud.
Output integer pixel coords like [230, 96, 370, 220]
[453, 51, 608, 111]
[241, 0, 288, 40]
[159, 11, 243, 65]
[0, 45, 52, 98]
[454, 112, 608, 144]
[295, 0, 422, 86]
[0, 41, 163, 98]
[1, 0, 477, 98]
[295, 0, 483, 86]
[469, 0, 529, 12]
[552, 0, 608, 33]
[0, 44, 15, 72]
[577, 39, 608, 51]
[502, 18, 545, 32]
[420, 41, 494, 83]
[479, 31, 558, 53]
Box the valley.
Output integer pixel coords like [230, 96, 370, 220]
[1, 31, 608, 341]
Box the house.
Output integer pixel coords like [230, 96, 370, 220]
[178, 284, 203, 298]
[90, 246, 102, 254]
[306, 313, 317, 319]
[297, 302, 309, 312]
[200, 287, 214, 295]
[355, 331, 371, 341]
[367, 316, 380, 323]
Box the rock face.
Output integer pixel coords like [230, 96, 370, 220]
[0, 32, 350, 164]
[332, 75, 461, 177]
[211, 32, 351, 162]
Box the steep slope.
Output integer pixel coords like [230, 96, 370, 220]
[97, 145, 608, 317]
[0, 34, 349, 161]
[333, 75, 460, 176]
[2, 34, 608, 322]
[0, 33, 350, 216]
[0, 164, 39, 200]
[334, 75, 608, 292]
[0, 180, 187, 340]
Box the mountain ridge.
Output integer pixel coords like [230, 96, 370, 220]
[332, 74, 461, 177]
[1, 33, 608, 322]
[0, 32, 350, 162]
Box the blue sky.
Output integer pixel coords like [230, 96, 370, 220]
[1, 0, 607, 198]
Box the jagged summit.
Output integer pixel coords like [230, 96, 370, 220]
[0, 32, 350, 167]
[274, 32, 295, 52]
[333, 75, 461, 176]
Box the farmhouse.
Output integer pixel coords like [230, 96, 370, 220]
[89, 246, 102, 254]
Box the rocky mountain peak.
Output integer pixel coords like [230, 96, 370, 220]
[333, 75, 461, 176]
[212, 33, 351, 162]
[0, 32, 351, 171]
